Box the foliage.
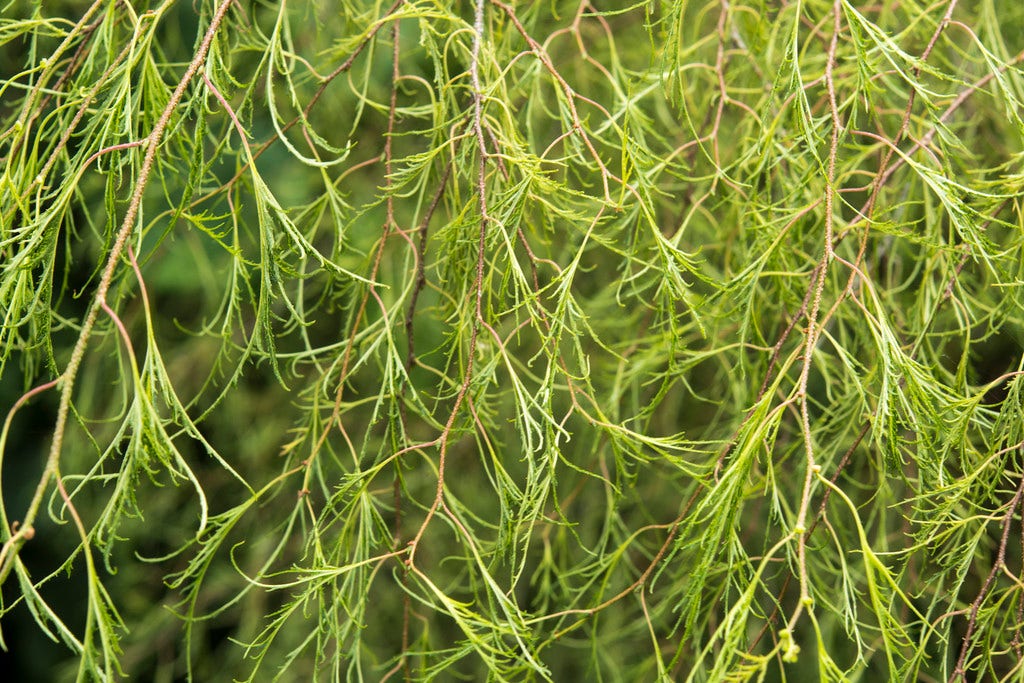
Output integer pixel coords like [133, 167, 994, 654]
[1, 0, 1024, 680]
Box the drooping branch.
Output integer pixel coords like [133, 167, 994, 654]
[0, 0, 239, 587]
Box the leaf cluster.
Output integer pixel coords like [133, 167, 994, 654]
[1, 1, 1024, 681]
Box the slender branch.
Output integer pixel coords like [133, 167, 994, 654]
[951, 473, 1024, 682]
[406, 0, 492, 565]
[0, 0, 238, 588]
[786, 0, 843, 632]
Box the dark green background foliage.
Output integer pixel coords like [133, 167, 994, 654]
[2, 0, 1024, 680]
